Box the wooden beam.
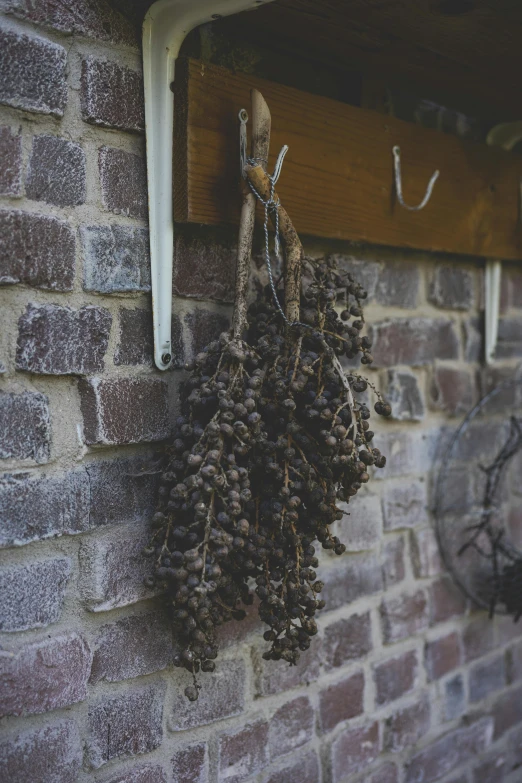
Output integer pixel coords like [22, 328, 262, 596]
[174, 58, 522, 261]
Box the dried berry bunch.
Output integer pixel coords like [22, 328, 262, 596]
[144, 255, 389, 700]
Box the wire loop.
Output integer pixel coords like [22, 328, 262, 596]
[392, 145, 439, 211]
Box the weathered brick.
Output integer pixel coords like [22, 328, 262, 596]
[26, 135, 86, 206]
[362, 762, 399, 783]
[506, 640, 522, 684]
[338, 492, 382, 551]
[375, 261, 419, 308]
[331, 721, 379, 781]
[0, 469, 89, 548]
[380, 589, 429, 643]
[184, 309, 231, 362]
[169, 658, 245, 730]
[252, 639, 321, 696]
[79, 523, 154, 611]
[174, 227, 237, 302]
[430, 576, 466, 624]
[444, 673, 465, 721]
[382, 535, 406, 587]
[430, 366, 474, 415]
[99, 147, 147, 218]
[0, 390, 50, 463]
[472, 754, 507, 783]
[383, 695, 430, 752]
[0, 29, 67, 116]
[218, 719, 269, 783]
[269, 696, 314, 757]
[319, 671, 364, 733]
[90, 611, 172, 683]
[81, 225, 150, 293]
[321, 552, 383, 612]
[381, 480, 428, 530]
[7, 0, 139, 46]
[425, 631, 461, 681]
[327, 254, 381, 301]
[429, 264, 474, 310]
[469, 654, 506, 703]
[86, 683, 165, 769]
[79, 377, 169, 445]
[171, 743, 207, 783]
[0, 719, 82, 783]
[0, 209, 75, 290]
[463, 615, 496, 663]
[496, 317, 522, 359]
[492, 684, 522, 738]
[410, 527, 443, 578]
[323, 612, 372, 670]
[463, 317, 483, 362]
[375, 428, 440, 480]
[370, 318, 459, 367]
[0, 126, 22, 196]
[374, 649, 418, 705]
[86, 456, 159, 529]
[0, 632, 92, 717]
[101, 764, 168, 783]
[405, 717, 493, 783]
[115, 308, 184, 369]
[216, 597, 263, 648]
[16, 303, 111, 375]
[0, 557, 70, 632]
[385, 369, 425, 421]
[81, 57, 144, 132]
[263, 751, 319, 783]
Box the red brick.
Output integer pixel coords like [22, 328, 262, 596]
[425, 631, 461, 680]
[0, 632, 92, 717]
[380, 589, 429, 643]
[0, 719, 82, 783]
[252, 640, 321, 696]
[16, 303, 111, 375]
[319, 671, 364, 733]
[269, 695, 314, 757]
[90, 611, 172, 683]
[469, 654, 506, 703]
[362, 762, 398, 783]
[0, 209, 75, 290]
[385, 369, 425, 421]
[496, 317, 522, 358]
[86, 683, 165, 769]
[383, 695, 430, 752]
[430, 366, 475, 416]
[79, 523, 155, 611]
[430, 577, 466, 624]
[463, 317, 483, 362]
[184, 309, 231, 362]
[376, 428, 440, 479]
[171, 743, 207, 783]
[0, 469, 89, 548]
[174, 226, 237, 302]
[405, 717, 493, 783]
[507, 640, 522, 684]
[492, 684, 522, 738]
[444, 673, 465, 721]
[26, 135, 86, 206]
[169, 658, 245, 730]
[115, 308, 184, 369]
[0, 390, 50, 462]
[375, 261, 419, 308]
[462, 615, 496, 662]
[323, 612, 372, 670]
[382, 535, 406, 588]
[81, 57, 144, 133]
[0, 126, 22, 196]
[99, 146, 147, 218]
[0, 557, 70, 632]
[79, 377, 169, 445]
[370, 318, 459, 367]
[0, 28, 67, 116]
[374, 649, 418, 705]
[495, 613, 522, 646]
[331, 721, 380, 781]
[429, 265, 474, 310]
[382, 480, 428, 530]
[410, 527, 442, 578]
[101, 764, 168, 783]
[86, 455, 160, 530]
[338, 492, 382, 551]
[321, 552, 383, 612]
[81, 224, 150, 293]
[263, 751, 319, 783]
[218, 719, 269, 783]
[472, 753, 507, 783]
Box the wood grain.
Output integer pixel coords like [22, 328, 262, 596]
[175, 58, 522, 261]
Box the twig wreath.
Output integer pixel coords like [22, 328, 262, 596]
[144, 90, 391, 700]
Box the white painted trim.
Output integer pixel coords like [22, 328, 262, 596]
[143, 0, 274, 369]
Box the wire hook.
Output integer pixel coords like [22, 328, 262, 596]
[239, 108, 248, 178]
[392, 145, 439, 211]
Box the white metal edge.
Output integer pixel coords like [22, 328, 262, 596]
[143, 0, 275, 370]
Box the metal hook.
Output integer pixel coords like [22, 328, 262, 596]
[392, 145, 439, 211]
[239, 108, 248, 179]
[271, 144, 289, 186]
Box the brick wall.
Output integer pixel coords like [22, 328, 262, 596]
[1, 3, 522, 783]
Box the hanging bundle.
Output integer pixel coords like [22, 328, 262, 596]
[144, 91, 390, 700]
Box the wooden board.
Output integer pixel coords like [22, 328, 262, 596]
[174, 58, 522, 260]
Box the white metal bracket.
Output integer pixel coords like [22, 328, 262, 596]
[143, 0, 275, 370]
